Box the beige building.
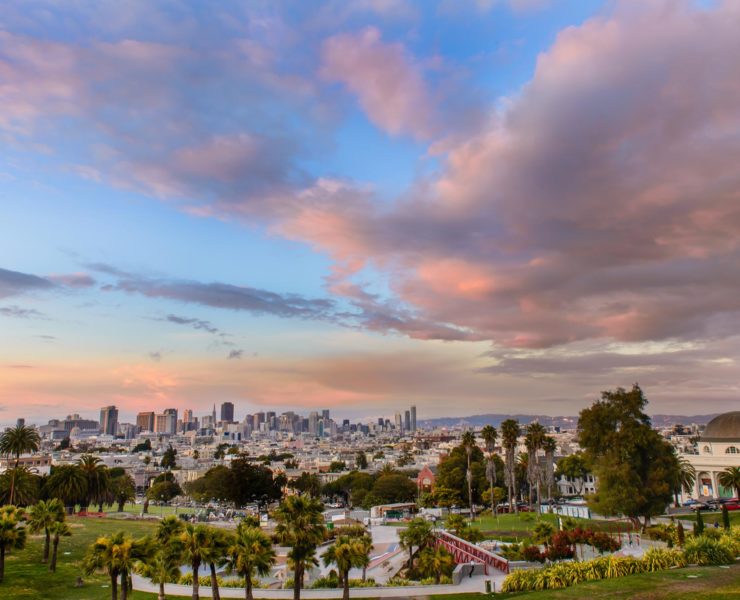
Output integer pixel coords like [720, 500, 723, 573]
[684, 411, 740, 500]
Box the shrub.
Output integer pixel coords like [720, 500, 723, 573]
[387, 576, 411, 586]
[501, 569, 537, 593]
[642, 548, 686, 572]
[523, 544, 546, 563]
[683, 536, 735, 566]
[310, 576, 339, 589]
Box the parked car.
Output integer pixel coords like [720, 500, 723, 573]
[724, 501, 740, 511]
[690, 501, 712, 511]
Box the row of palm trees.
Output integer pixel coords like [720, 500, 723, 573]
[460, 420, 557, 518]
[84, 495, 373, 600]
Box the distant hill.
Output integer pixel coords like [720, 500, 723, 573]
[419, 413, 719, 429]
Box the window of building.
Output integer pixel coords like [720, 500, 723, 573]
[703, 445, 711, 454]
[726, 446, 739, 454]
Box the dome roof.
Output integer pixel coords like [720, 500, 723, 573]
[702, 411, 740, 440]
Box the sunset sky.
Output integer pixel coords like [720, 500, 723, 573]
[2, 0, 740, 425]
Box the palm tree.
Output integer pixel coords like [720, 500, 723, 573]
[0, 425, 40, 505]
[673, 455, 696, 506]
[398, 517, 433, 570]
[46, 464, 88, 514]
[322, 535, 370, 600]
[48, 520, 72, 573]
[180, 523, 212, 600]
[225, 523, 276, 600]
[204, 527, 231, 600]
[138, 517, 185, 600]
[541, 436, 557, 506]
[461, 431, 477, 520]
[0, 505, 27, 583]
[500, 419, 520, 514]
[525, 423, 546, 512]
[480, 425, 498, 515]
[417, 545, 455, 584]
[718, 466, 740, 498]
[274, 495, 326, 600]
[78, 454, 110, 512]
[83, 531, 153, 600]
[0, 466, 39, 506]
[28, 498, 65, 563]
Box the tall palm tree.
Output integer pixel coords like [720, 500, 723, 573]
[78, 454, 110, 512]
[673, 455, 696, 506]
[204, 528, 231, 600]
[28, 498, 65, 563]
[0, 505, 27, 583]
[225, 523, 276, 600]
[274, 495, 326, 600]
[480, 425, 498, 515]
[461, 431, 477, 520]
[525, 423, 546, 512]
[0, 425, 40, 505]
[47, 520, 72, 573]
[138, 516, 185, 600]
[46, 464, 88, 514]
[322, 535, 370, 600]
[83, 530, 153, 600]
[718, 466, 740, 498]
[541, 436, 557, 506]
[500, 419, 520, 514]
[180, 523, 212, 600]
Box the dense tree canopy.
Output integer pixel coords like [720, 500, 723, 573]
[435, 443, 503, 507]
[185, 456, 283, 507]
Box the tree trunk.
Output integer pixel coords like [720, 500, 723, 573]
[49, 536, 59, 572]
[111, 571, 119, 600]
[342, 569, 350, 600]
[120, 569, 128, 600]
[159, 580, 166, 600]
[192, 559, 200, 600]
[210, 562, 221, 600]
[0, 545, 5, 584]
[293, 563, 302, 600]
[9, 469, 16, 506]
[245, 573, 253, 600]
[118, 499, 126, 512]
[143, 499, 149, 514]
[362, 564, 367, 582]
[99, 502, 104, 513]
[43, 529, 51, 563]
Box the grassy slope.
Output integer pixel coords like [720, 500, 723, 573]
[2, 516, 158, 599]
[677, 511, 740, 527]
[471, 513, 634, 541]
[432, 563, 740, 599]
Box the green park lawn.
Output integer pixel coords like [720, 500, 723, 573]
[471, 513, 634, 541]
[676, 510, 740, 527]
[2, 516, 159, 600]
[432, 563, 740, 599]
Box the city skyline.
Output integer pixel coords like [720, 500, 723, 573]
[3, 1, 740, 423]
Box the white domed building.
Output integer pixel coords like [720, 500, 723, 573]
[684, 411, 740, 500]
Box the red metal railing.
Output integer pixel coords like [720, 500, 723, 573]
[433, 530, 509, 574]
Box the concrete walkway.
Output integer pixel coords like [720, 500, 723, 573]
[132, 572, 504, 598]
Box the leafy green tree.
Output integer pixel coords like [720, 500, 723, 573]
[417, 545, 454, 584]
[275, 495, 326, 600]
[423, 486, 462, 508]
[290, 473, 322, 498]
[444, 513, 481, 542]
[556, 453, 590, 496]
[78, 454, 110, 511]
[47, 520, 71, 573]
[355, 452, 368, 470]
[132, 439, 152, 453]
[179, 523, 212, 600]
[329, 461, 347, 473]
[501, 419, 521, 513]
[322, 534, 371, 600]
[695, 509, 704, 535]
[147, 480, 183, 503]
[110, 473, 136, 512]
[578, 385, 681, 531]
[435, 444, 490, 508]
[369, 473, 417, 505]
[225, 523, 275, 600]
[46, 464, 88, 513]
[161, 445, 178, 470]
[718, 466, 740, 498]
[0, 505, 27, 583]
[398, 518, 433, 569]
[322, 471, 374, 507]
[0, 425, 40, 505]
[27, 498, 65, 563]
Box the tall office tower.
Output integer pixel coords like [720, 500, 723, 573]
[395, 412, 403, 432]
[255, 412, 266, 427]
[404, 410, 411, 432]
[136, 411, 155, 432]
[100, 405, 119, 436]
[266, 411, 276, 429]
[410, 405, 417, 432]
[16, 418, 25, 428]
[342, 419, 350, 432]
[220, 402, 234, 424]
[377, 418, 384, 428]
[308, 411, 319, 435]
[322, 409, 330, 421]
[201, 415, 215, 430]
[212, 404, 217, 423]
[183, 409, 193, 424]
[160, 408, 177, 434]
